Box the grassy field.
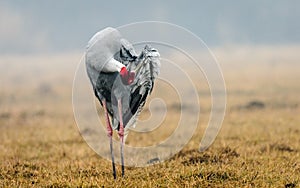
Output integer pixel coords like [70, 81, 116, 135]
[1, 46, 300, 187]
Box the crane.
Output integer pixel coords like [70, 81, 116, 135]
[85, 27, 160, 179]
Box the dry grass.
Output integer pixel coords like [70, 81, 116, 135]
[1, 46, 300, 187]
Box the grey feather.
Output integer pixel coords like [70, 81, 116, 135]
[85, 27, 161, 136]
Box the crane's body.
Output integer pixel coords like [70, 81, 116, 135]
[85, 27, 160, 179]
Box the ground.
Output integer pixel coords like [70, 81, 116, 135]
[0, 46, 299, 187]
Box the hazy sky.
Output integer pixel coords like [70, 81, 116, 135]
[0, 1, 299, 55]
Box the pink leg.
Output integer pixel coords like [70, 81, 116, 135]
[117, 99, 125, 177]
[102, 99, 116, 179]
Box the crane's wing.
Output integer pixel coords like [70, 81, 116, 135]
[122, 45, 161, 129]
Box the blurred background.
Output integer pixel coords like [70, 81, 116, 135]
[1, 1, 300, 54]
[1, 1, 300, 186]
[1, 0, 299, 121]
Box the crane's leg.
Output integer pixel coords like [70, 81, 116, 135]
[117, 98, 125, 177]
[102, 99, 116, 180]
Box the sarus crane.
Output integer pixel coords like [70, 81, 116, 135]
[85, 27, 160, 179]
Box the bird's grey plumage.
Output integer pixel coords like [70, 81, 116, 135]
[124, 46, 160, 129]
[85, 27, 160, 135]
